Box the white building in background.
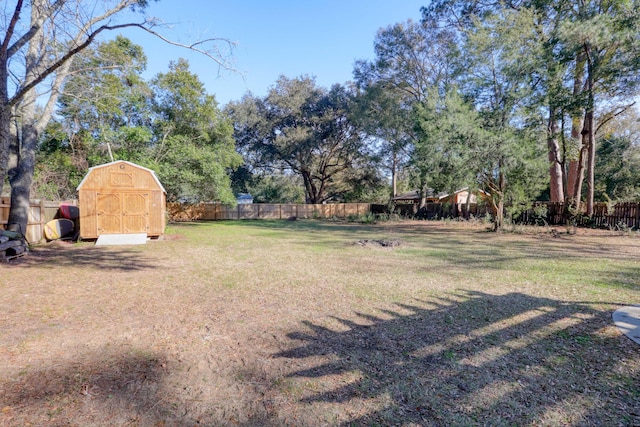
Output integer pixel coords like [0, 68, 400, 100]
[236, 193, 253, 204]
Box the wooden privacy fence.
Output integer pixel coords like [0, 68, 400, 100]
[518, 201, 640, 229]
[389, 199, 640, 229]
[169, 200, 640, 228]
[5, 199, 639, 243]
[2, 200, 372, 241]
[0, 198, 63, 243]
[391, 202, 492, 219]
[168, 202, 372, 221]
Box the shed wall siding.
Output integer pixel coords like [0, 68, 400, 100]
[78, 161, 166, 239]
[80, 166, 158, 190]
[149, 190, 166, 235]
[79, 191, 97, 238]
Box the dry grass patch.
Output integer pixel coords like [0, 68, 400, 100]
[1, 220, 639, 426]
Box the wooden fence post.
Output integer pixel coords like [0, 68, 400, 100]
[39, 199, 45, 242]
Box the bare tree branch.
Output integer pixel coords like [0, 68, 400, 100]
[7, 21, 142, 109]
[8, 19, 238, 110]
[7, 0, 66, 58]
[595, 102, 637, 136]
[2, 0, 25, 59]
[137, 24, 238, 73]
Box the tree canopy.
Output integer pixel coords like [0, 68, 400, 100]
[226, 76, 384, 204]
[4, 0, 640, 236]
[350, 0, 640, 229]
[1, 0, 235, 236]
[148, 59, 241, 203]
[40, 50, 241, 203]
[421, 0, 640, 218]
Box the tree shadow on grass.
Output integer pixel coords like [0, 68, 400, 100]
[0, 348, 191, 426]
[275, 290, 640, 426]
[11, 243, 159, 271]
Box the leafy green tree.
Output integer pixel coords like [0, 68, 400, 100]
[353, 19, 457, 202]
[594, 108, 640, 201]
[30, 36, 152, 199]
[424, 0, 640, 216]
[413, 89, 477, 199]
[43, 53, 240, 204]
[149, 59, 241, 203]
[33, 121, 86, 200]
[59, 36, 150, 129]
[1, 0, 235, 238]
[351, 81, 411, 199]
[595, 135, 640, 201]
[248, 174, 305, 204]
[228, 76, 382, 204]
[556, 0, 640, 214]
[459, 7, 548, 229]
[56, 36, 153, 164]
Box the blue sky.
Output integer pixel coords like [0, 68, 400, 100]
[116, 1, 427, 106]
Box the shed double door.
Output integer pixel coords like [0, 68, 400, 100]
[96, 192, 149, 235]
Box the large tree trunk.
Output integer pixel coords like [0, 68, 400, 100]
[6, 1, 70, 237]
[584, 46, 595, 217]
[419, 185, 429, 210]
[0, 40, 10, 199]
[484, 167, 505, 232]
[493, 198, 504, 231]
[573, 138, 587, 211]
[547, 106, 564, 202]
[566, 53, 586, 210]
[0, 108, 9, 199]
[6, 94, 38, 237]
[301, 169, 318, 204]
[5, 1, 42, 237]
[417, 166, 429, 210]
[6, 149, 35, 237]
[391, 150, 398, 198]
[492, 170, 506, 231]
[585, 109, 595, 217]
[567, 115, 585, 208]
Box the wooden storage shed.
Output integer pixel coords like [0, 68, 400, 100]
[77, 160, 166, 239]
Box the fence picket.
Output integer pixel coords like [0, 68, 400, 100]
[517, 201, 640, 229]
[0, 198, 70, 243]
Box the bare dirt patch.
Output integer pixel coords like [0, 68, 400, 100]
[1, 220, 639, 426]
[353, 238, 402, 248]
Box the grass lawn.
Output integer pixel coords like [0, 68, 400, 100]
[1, 219, 639, 426]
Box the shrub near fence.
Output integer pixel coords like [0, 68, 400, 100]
[390, 202, 492, 219]
[518, 202, 640, 229]
[589, 202, 640, 229]
[167, 202, 372, 221]
[387, 200, 640, 230]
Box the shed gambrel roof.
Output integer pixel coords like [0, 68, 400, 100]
[76, 160, 166, 193]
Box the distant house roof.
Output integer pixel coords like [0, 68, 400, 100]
[393, 188, 490, 204]
[236, 193, 253, 204]
[392, 190, 420, 201]
[392, 189, 438, 202]
[438, 188, 491, 203]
